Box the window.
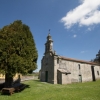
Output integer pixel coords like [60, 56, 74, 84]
[97, 71, 99, 75]
[78, 64, 80, 70]
[57, 58, 59, 64]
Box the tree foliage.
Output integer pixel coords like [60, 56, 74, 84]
[0, 20, 38, 78]
[94, 50, 100, 64]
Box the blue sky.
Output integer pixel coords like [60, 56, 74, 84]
[0, 0, 100, 71]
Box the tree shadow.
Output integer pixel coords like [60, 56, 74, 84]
[0, 82, 30, 95]
[14, 83, 30, 93]
[0, 83, 4, 90]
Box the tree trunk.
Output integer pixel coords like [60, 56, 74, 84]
[5, 73, 13, 88]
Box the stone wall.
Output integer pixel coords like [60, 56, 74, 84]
[54, 57, 100, 84]
[40, 53, 54, 84]
[0, 73, 22, 80]
[94, 65, 100, 80]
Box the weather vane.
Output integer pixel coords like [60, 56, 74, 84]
[49, 29, 51, 33]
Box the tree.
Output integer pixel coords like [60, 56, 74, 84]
[0, 20, 38, 87]
[94, 50, 100, 64]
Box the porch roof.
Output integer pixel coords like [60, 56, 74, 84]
[58, 69, 71, 74]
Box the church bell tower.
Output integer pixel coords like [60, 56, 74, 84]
[45, 33, 53, 54]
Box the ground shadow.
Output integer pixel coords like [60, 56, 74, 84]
[0, 83, 4, 90]
[0, 82, 30, 95]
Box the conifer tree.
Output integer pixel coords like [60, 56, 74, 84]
[0, 20, 38, 87]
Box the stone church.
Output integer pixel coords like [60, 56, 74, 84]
[40, 33, 100, 84]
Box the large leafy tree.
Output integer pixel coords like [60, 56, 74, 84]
[0, 20, 38, 87]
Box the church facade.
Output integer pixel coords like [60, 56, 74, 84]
[40, 34, 100, 84]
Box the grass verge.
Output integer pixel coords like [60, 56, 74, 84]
[0, 80, 100, 100]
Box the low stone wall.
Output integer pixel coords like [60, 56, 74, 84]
[0, 79, 5, 84]
[21, 76, 34, 81]
[0, 75, 38, 84]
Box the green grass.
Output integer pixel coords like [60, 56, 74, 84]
[0, 80, 100, 100]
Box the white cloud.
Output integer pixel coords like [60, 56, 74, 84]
[73, 34, 77, 38]
[80, 50, 88, 53]
[61, 0, 100, 29]
[81, 51, 85, 53]
[87, 27, 91, 31]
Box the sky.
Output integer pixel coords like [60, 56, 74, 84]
[0, 0, 100, 71]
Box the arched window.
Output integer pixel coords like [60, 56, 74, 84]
[78, 64, 80, 70]
[97, 71, 99, 75]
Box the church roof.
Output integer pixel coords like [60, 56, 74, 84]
[60, 56, 99, 65]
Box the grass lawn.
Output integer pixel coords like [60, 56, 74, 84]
[0, 80, 100, 100]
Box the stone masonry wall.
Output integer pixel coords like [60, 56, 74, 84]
[55, 58, 100, 84]
[40, 53, 54, 84]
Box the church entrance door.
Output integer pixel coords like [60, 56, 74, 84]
[45, 71, 48, 82]
[79, 75, 82, 82]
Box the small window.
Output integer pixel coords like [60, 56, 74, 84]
[97, 71, 99, 75]
[57, 58, 59, 64]
[78, 64, 80, 70]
